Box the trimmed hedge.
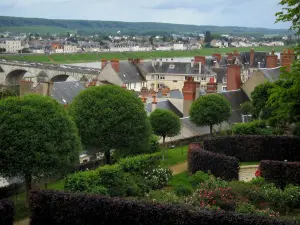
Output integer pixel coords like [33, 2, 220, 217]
[0, 199, 15, 225]
[261, 160, 300, 187]
[29, 190, 297, 225]
[203, 135, 300, 162]
[187, 144, 239, 181]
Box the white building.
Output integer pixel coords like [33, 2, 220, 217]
[64, 45, 77, 53]
[0, 39, 22, 53]
[173, 43, 184, 50]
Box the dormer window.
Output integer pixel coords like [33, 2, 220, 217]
[169, 64, 175, 69]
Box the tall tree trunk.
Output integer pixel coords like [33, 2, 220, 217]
[210, 125, 213, 135]
[25, 174, 32, 208]
[104, 150, 110, 165]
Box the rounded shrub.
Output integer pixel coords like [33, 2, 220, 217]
[174, 185, 193, 197]
[189, 171, 210, 188]
[86, 186, 109, 196]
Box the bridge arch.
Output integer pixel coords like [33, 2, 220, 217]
[51, 74, 69, 82]
[5, 69, 30, 85]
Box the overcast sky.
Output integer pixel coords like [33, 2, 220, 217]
[0, 0, 290, 29]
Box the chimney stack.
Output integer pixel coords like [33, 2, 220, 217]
[110, 59, 120, 73]
[250, 48, 255, 67]
[194, 56, 206, 65]
[227, 65, 241, 91]
[206, 77, 217, 94]
[266, 50, 278, 68]
[182, 76, 198, 117]
[101, 58, 108, 70]
[152, 94, 157, 112]
[227, 52, 234, 65]
[281, 49, 295, 72]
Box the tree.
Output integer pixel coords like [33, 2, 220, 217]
[69, 85, 151, 164]
[190, 94, 231, 135]
[0, 95, 81, 204]
[204, 31, 212, 43]
[240, 101, 254, 115]
[251, 82, 275, 119]
[149, 109, 181, 160]
[0, 48, 6, 53]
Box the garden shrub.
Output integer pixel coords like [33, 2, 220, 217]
[119, 153, 160, 174]
[236, 202, 279, 218]
[146, 190, 183, 204]
[86, 186, 109, 196]
[30, 190, 297, 225]
[174, 185, 193, 197]
[143, 166, 173, 190]
[203, 135, 300, 162]
[292, 122, 300, 137]
[64, 170, 98, 193]
[249, 177, 267, 186]
[188, 145, 239, 181]
[0, 199, 15, 225]
[261, 160, 300, 187]
[149, 134, 160, 153]
[282, 185, 300, 209]
[232, 120, 273, 135]
[189, 171, 210, 188]
[124, 173, 142, 197]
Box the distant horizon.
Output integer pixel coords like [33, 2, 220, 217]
[0, 0, 291, 30]
[0, 16, 291, 32]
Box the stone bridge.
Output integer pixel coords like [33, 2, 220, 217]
[0, 59, 100, 85]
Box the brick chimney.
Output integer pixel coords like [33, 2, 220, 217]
[194, 56, 206, 65]
[212, 54, 221, 61]
[250, 48, 255, 67]
[19, 79, 33, 96]
[227, 53, 234, 64]
[227, 65, 241, 91]
[111, 59, 120, 73]
[101, 58, 108, 70]
[182, 76, 198, 117]
[266, 50, 278, 68]
[206, 77, 217, 94]
[281, 49, 295, 72]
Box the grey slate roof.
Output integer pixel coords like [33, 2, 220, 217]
[212, 67, 227, 83]
[181, 117, 210, 134]
[117, 61, 146, 83]
[146, 100, 183, 117]
[260, 67, 281, 82]
[240, 52, 268, 68]
[157, 89, 183, 99]
[219, 89, 250, 123]
[52, 81, 85, 104]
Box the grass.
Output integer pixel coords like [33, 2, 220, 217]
[167, 172, 192, 189]
[240, 162, 260, 166]
[0, 46, 290, 64]
[161, 145, 188, 167]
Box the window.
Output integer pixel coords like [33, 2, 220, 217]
[222, 86, 227, 91]
[173, 80, 177, 83]
[201, 76, 206, 81]
[159, 76, 165, 80]
[151, 75, 154, 80]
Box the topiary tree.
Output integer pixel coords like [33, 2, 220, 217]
[190, 94, 231, 135]
[149, 109, 181, 160]
[0, 94, 81, 204]
[69, 85, 151, 164]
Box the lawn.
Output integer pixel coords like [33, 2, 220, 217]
[167, 172, 191, 189]
[0, 46, 289, 64]
[160, 145, 188, 167]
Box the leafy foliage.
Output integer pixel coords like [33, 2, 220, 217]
[0, 94, 81, 201]
[232, 120, 273, 135]
[149, 109, 181, 142]
[189, 171, 211, 188]
[30, 189, 296, 225]
[190, 94, 231, 134]
[0, 199, 15, 225]
[0, 88, 17, 100]
[203, 135, 300, 162]
[69, 85, 151, 164]
[174, 185, 193, 197]
[240, 101, 254, 115]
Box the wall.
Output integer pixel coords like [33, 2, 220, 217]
[99, 63, 123, 86]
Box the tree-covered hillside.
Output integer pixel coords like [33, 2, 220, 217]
[0, 16, 293, 37]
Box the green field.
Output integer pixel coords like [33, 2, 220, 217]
[0, 46, 289, 64]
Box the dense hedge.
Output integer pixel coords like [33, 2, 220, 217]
[29, 190, 297, 225]
[0, 199, 15, 225]
[187, 144, 239, 181]
[261, 160, 300, 187]
[203, 135, 300, 162]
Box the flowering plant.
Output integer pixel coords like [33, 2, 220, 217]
[143, 166, 172, 189]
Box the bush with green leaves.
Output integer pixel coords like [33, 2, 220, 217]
[292, 122, 300, 137]
[143, 166, 173, 189]
[145, 190, 183, 204]
[282, 185, 300, 209]
[189, 171, 211, 188]
[86, 186, 109, 196]
[250, 177, 267, 186]
[236, 202, 279, 218]
[64, 170, 98, 193]
[232, 120, 273, 135]
[118, 153, 160, 174]
[174, 185, 193, 197]
[149, 134, 160, 153]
